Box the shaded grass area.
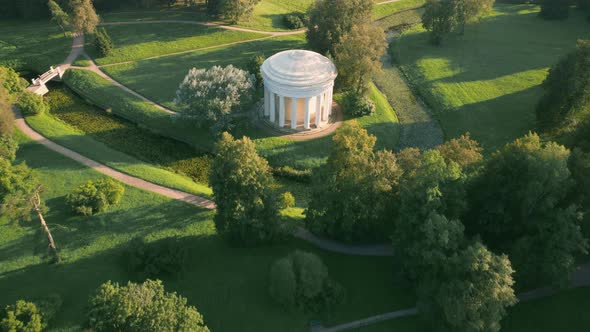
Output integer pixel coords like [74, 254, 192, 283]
[0, 20, 71, 72]
[373, 7, 424, 31]
[89, 23, 266, 65]
[44, 83, 212, 185]
[395, 4, 590, 150]
[100, 9, 208, 23]
[1, 130, 414, 332]
[352, 287, 590, 331]
[101, 34, 307, 108]
[24, 109, 213, 198]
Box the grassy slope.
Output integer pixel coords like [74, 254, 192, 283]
[0, 131, 414, 332]
[102, 34, 307, 107]
[0, 20, 71, 72]
[234, 0, 314, 31]
[372, 0, 426, 20]
[90, 23, 266, 65]
[395, 4, 590, 150]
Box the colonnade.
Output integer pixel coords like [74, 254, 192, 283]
[263, 86, 333, 130]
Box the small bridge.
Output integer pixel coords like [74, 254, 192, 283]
[26, 66, 64, 96]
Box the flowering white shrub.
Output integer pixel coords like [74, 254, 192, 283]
[175, 65, 255, 132]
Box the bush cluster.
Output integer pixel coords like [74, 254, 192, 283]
[341, 90, 375, 117]
[17, 91, 48, 115]
[125, 237, 188, 278]
[0, 300, 44, 332]
[269, 251, 343, 313]
[94, 27, 114, 57]
[272, 166, 312, 183]
[279, 192, 295, 209]
[66, 178, 125, 216]
[283, 13, 307, 29]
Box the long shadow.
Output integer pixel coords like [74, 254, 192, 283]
[398, 4, 590, 86]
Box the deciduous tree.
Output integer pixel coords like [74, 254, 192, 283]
[210, 133, 282, 245]
[175, 65, 255, 133]
[70, 0, 100, 34]
[221, 0, 260, 24]
[0, 300, 44, 332]
[48, 0, 70, 37]
[334, 24, 386, 94]
[422, 0, 457, 45]
[88, 279, 209, 332]
[306, 0, 374, 56]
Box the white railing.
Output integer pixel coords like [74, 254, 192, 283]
[31, 66, 63, 86]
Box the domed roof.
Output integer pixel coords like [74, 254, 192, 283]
[261, 50, 337, 88]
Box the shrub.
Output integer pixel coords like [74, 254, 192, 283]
[283, 13, 306, 29]
[0, 135, 18, 161]
[88, 279, 209, 332]
[0, 66, 24, 96]
[272, 166, 312, 183]
[125, 237, 188, 278]
[94, 27, 114, 57]
[0, 300, 44, 332]
[16, 91, 48, 115]
[269, 250, 344, 312]
[247, 53, 265, 88]
[341, 90, 375, 117]
[66, 178, 125, 216]
[280, 192, 296, 209]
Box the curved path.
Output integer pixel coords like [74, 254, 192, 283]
[21, 28, 394, 257]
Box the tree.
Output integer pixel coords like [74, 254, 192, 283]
[175, 65, 255, 133]
[66, 178, 125, 216]
[206, 0, 223, 15]
[269, 250, 343, 312]
[0, 159, 60, 261]
[221, 0, 260, 24]
[0, 300, 44, 332]
[88, 279, 209, 332]
[465, 133, 588, 286]
[94, 27, 114, 57]
[247, 53, 265, 89]
[422, 242, 517, 332]
[454, 0, 494, 34]
[16, 91, 49, 115]
[306, 121, 402, 242]
[539, 0, 570, 20]
[333, 24, 386, 94]
[209, 133, 282, 245]
[70, 0, 100, 34]
[0, 66, 24, 96]
[306, 0, 374, 56]
[422, 0, 457, 45]
[48, 0, 70, 37]
[437, 133, 483, 170]
[0, 83, 14, 136]
[536, 40, 590, 132]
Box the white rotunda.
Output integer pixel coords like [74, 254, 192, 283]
[261, 50, 338, 130]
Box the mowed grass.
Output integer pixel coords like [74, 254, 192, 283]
[372, 0, 426, 20]
[0, 20, 71, 72]
[0, 131, 414, 332]
[395, 4, 590, 150]
[90, 23, 267, 65]
[230, 0, 313, 31]
[102, 34, 307, 108]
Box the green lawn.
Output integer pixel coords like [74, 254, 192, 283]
[0, 20, 71, 72]
[89, 23, 267, 65]
[101, 34, 307, 108]
[100, 9, 208, 23]
[372, 0, 426, 20]
[0, 130, 414, 331]
[395, 4, 590, 150]
[232, 0, 314, 31]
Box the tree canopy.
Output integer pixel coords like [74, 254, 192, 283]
[88, 279, 209, 332]
[306, 0, 374, 56]
[221, 0, 260, 24]
[70, 0, 100, 34]
[210, 132, 282, 245]
[48, 0, 70, 37]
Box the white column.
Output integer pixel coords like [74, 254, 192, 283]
[291, 97, 297, 129]
[264, 87, 270, 116]
[327, 89, 333, 117]
[304, 97, 311, 130]
[322, 91, 329, 121]
[315, 93, 323, 128]
[269, 91, 276, 123]
[279, 95, 286, 128]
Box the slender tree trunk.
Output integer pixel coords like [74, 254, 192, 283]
[32, 193, 61, 262]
